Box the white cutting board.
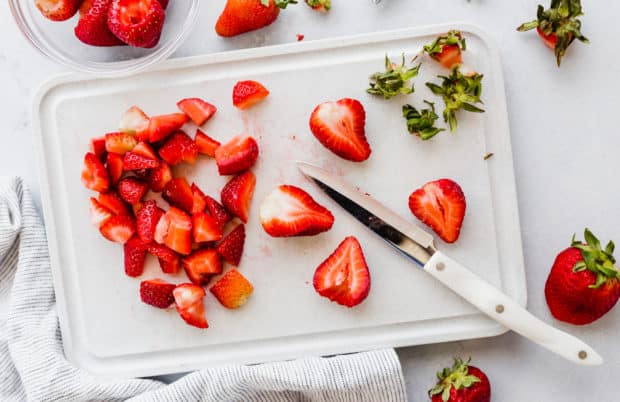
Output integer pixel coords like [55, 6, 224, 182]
[33, 24, 526, 378]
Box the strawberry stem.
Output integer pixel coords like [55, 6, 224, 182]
[367, 54, 421, 99]
[402, 101, 445, 140]
[571, 228, 619, 289]
[423, 30, 466, 58]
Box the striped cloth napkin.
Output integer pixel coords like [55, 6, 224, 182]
[0, 177, 407, 402]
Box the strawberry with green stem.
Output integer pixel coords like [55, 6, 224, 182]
[402, 101, 444, 140]
[429, 358, 490, 402]
[426, 67, 484, 132]
[517, 0, 588, 66]
[423, 30, 467, 69]
[367, 54, 421, 99]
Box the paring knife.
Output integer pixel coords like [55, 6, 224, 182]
[297, 162, 603, 366]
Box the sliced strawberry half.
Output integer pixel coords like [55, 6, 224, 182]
[216, 224, 245, 266]
[260, 185, 334, 237]
[205, 195, 232, 229]
[210, 269, 254, 309]
[81, 152, 110, 192]
[309, 98, 370, 162]
[89, 197, 113, 228]
[107, 0, 166, 48]
[214, 135, 259, 175]
[105, 152, 124, 185]
[154, 207, 192, 255]
[75, 0, 125, 46]
[98, 191, 130, 216]
[173, 284, 208, 329]
[162, 177, 194, 213]
[220, 171, 256, 223]
[105, 132, 137, 155]
[148, 243, 181, 274]
[195, 130, 221, 157]
[89, 136, 107, 159]
[148, 113, 188, 143]
[148, 162, 172, 192]
[182, 248, 222, 286]
[313, 236, 371, 307]
[158, 131, 198, 165]
[100, 214, 136, 243]
[192, 212, 223, 243]
[118, 177, 149, 205]
[232, 80, 270, 110]
[408, 179, 466, 243]
[124, 236, 148, 277]
[136, 200, 165, 243]
[36, 0, 82, 21]
[119, 105, 150, 141]
[140, 278, 176, 308]
[177, 98, 217, 126]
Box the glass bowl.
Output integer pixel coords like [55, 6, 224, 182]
[9, 0, 200, 76]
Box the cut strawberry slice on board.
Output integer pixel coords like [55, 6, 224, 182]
[105, 152, 124, 185]
[190, 183, 207, 214]
[313, 236, 371, 308]
[216, 224, 245, 266]
[260, 185, 334, 237]
[148, 162, 172, 192]
[210, 269, 253, 309]
[140, 278, 176, 308]
[105, 132, 137, 155]
[81, 152, 110, 192]
[98, 191, 130, 216]
[119, 106, 150, 141]
[148, 113, 188, 143]
[100, 215, 136, 243]
[136, 200, 165, 243]
[89, 136, 107, 159]
[177, 98, 217, 126]
[89, 197, 113, 228]
[148, 243, 181, 274]
[154, 206, 192, 255]
[182, 248, 222, 286]
[158, 131, 198, 165]
[124, 236, 147, 277]
[123, 151, 159, 170]
[204, 195, 232, 229]
[163, 177, 194, 213]
[173, 283, 208, 328]
[232, 80, 270, 110]
[192, 212, 223, 243]
[118, 177, 149, 205]
[214, 135, 259, 176]
[220, 171, 256, 223]
[195, 130, 220, 157]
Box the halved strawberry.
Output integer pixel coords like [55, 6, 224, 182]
[313, 236, 371, 307]
[107, 0, 166, 48]
[220, 171, 256, 223]
[124, 236, 148, 277]
[190, 183, 207, 214]
[177, 98, 217, 126]
[136, 200, 165, 242]
[148, 113, 188, 143]
[216, 224, 245, 266]
[140, 278, 176, 308]
[260, 185, 334, 237]
[173, 283, 208, 328]
[148, 243, 181, 274]
[309, 98, 370, 162]
[148, 162, 172, 192]
[123, 151, 159, 170]
[105, 132, 137, 155]
[118, 177, 149, 205]
[162, 177, 194, 213]
[195, 129, 221, 157]
[89, 197, 113, 227]
[192, 212, 223, 243]
[158, 131, 198, 165]
[232, 80, 270, 110]
[98, 191, 130, 215]
[214, 135, 259, 175]
[100, 215, 136, 243]
[154, 207, 192, 255]
[408, 179, 466, 243]
[81, 152, 110, 192]
[75, 0, 125, 46]
[119, 105, 150, 141]
[90, 136, 107, 159]
[210, 269, 253, 309]
[205, 195, 232, 229]
[105, 152, 124, 185]
[36, 0, 82, 21]
[182, 248, 222, 286]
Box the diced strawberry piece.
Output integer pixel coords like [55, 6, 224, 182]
[89, 197, 113, 228]
[107, 0, 165, 48]
[75, 0, 125, 46]
[313, 236, 371, 307]
[173, 284, 208, 328]
[309, 98, 370, 162]
[204, 195, 232, 229]
[148, 113, 188, 142]
[124, 236, 148, 277]
[123, 152, 159, 170]
[136, 200, 165, 242]
[192, 212, 223, 243]
[148, 162, 172, 192]
[98, 191, 130, 215]
[408, 179, 466, 243]
[216, 224, 245, 266]
[259, 185, 334, 237]
[105, 132, 137, 155]
[158, 131, 198, 165]
[99, 215, 136, 243]
[132, 141, 158, 159]
[81, 152, 110, 192]
[190, 183, 207, 214]
[154, 207, 192, 255]
[210, 269, 253, 309]
[220, 171, 256, 223]
[148, 243, 181, 274]
[162, 177, 194, 213]
[105, 152, 124, 185]
[140, 278, 176, 308]
[119, 106, 150, 141]
[214, 135, 259, 175]
[90, 136, 107, 159]
[177, 98, 217, 126]
[118, 177, 149, 205]
[182, 248, 222, 286]
[232, 80, 270, 110]
[36, 0, 81, 21]
[194, 129, 221, 157]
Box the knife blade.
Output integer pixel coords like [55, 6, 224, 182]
[297, 162, 603, 366]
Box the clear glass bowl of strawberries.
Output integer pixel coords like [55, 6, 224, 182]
[9, 0, 199, 75]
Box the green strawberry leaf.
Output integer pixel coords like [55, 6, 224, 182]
[367, 54, 421, 99]
[571, 228, 619, 288]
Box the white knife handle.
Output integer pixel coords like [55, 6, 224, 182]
[424, 251, 603, 365]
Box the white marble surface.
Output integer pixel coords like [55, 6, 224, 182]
[1, 0, 619, 400]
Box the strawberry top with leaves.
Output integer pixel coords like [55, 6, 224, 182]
[517, 0, 588, 66]
[429, 358, 491, 402]
[305, 0, 330, 11]
[367, 54, 420, 99]
[402, 101, 444, 141]
[423, 30, 466, 68]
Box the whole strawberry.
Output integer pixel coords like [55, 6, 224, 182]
[215, 0, 297, 37]
[429, 358, 490, 402]
[545, 228, 620, 325]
